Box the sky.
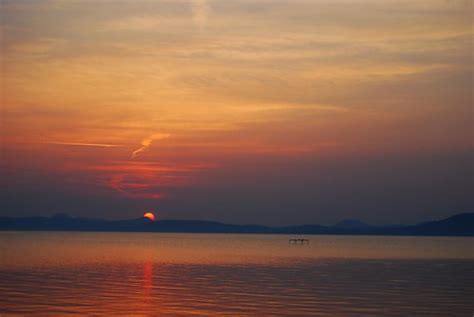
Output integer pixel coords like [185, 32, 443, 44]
[0, 0, 472, 225]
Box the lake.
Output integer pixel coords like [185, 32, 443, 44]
[0, 232, 473, 316]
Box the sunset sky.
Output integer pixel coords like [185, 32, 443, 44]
[1, 0, 472, 225]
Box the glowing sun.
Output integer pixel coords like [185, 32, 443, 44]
[143, 212, 156, 221]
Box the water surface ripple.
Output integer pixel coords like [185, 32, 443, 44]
[0, 232, 472, 316]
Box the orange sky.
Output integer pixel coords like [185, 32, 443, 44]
[1, 0, 472, 224]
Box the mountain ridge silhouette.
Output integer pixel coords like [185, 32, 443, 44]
[0, 213, 472, 236]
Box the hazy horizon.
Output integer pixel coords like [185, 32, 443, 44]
[1, 210, 473, 229]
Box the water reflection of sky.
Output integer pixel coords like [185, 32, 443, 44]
[1, 232, 473, 269]
[0, 232, 473, 316]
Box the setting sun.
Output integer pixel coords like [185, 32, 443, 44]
[143, 212, 156, 221]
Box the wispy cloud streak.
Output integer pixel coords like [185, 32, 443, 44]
[132, 133, 170, 158]
[192, 0, 209, 30]
[46, 142, 122, 148]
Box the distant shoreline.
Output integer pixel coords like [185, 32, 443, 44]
[0, 229, 473, 238]
[1, 213, 473, 237]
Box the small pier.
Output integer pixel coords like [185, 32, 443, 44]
[289, 238, 309, 245]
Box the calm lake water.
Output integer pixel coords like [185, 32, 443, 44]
[0, 232, 473, 316]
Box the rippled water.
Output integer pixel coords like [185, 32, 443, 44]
[0, 232, 473, 316]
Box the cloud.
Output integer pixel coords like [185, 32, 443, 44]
[9, 38, 66, 55]
[132, 133, 170, 158]
[46, 141, 122, 148]
[102, 16, 161, 31]
[88, 161, 216, 200]
[192, 0, 210, 30]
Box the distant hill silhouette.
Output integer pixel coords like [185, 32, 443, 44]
[333, 219, 371, 229]
[0, 213, 472, 236]
[405, 213, 474, 236]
